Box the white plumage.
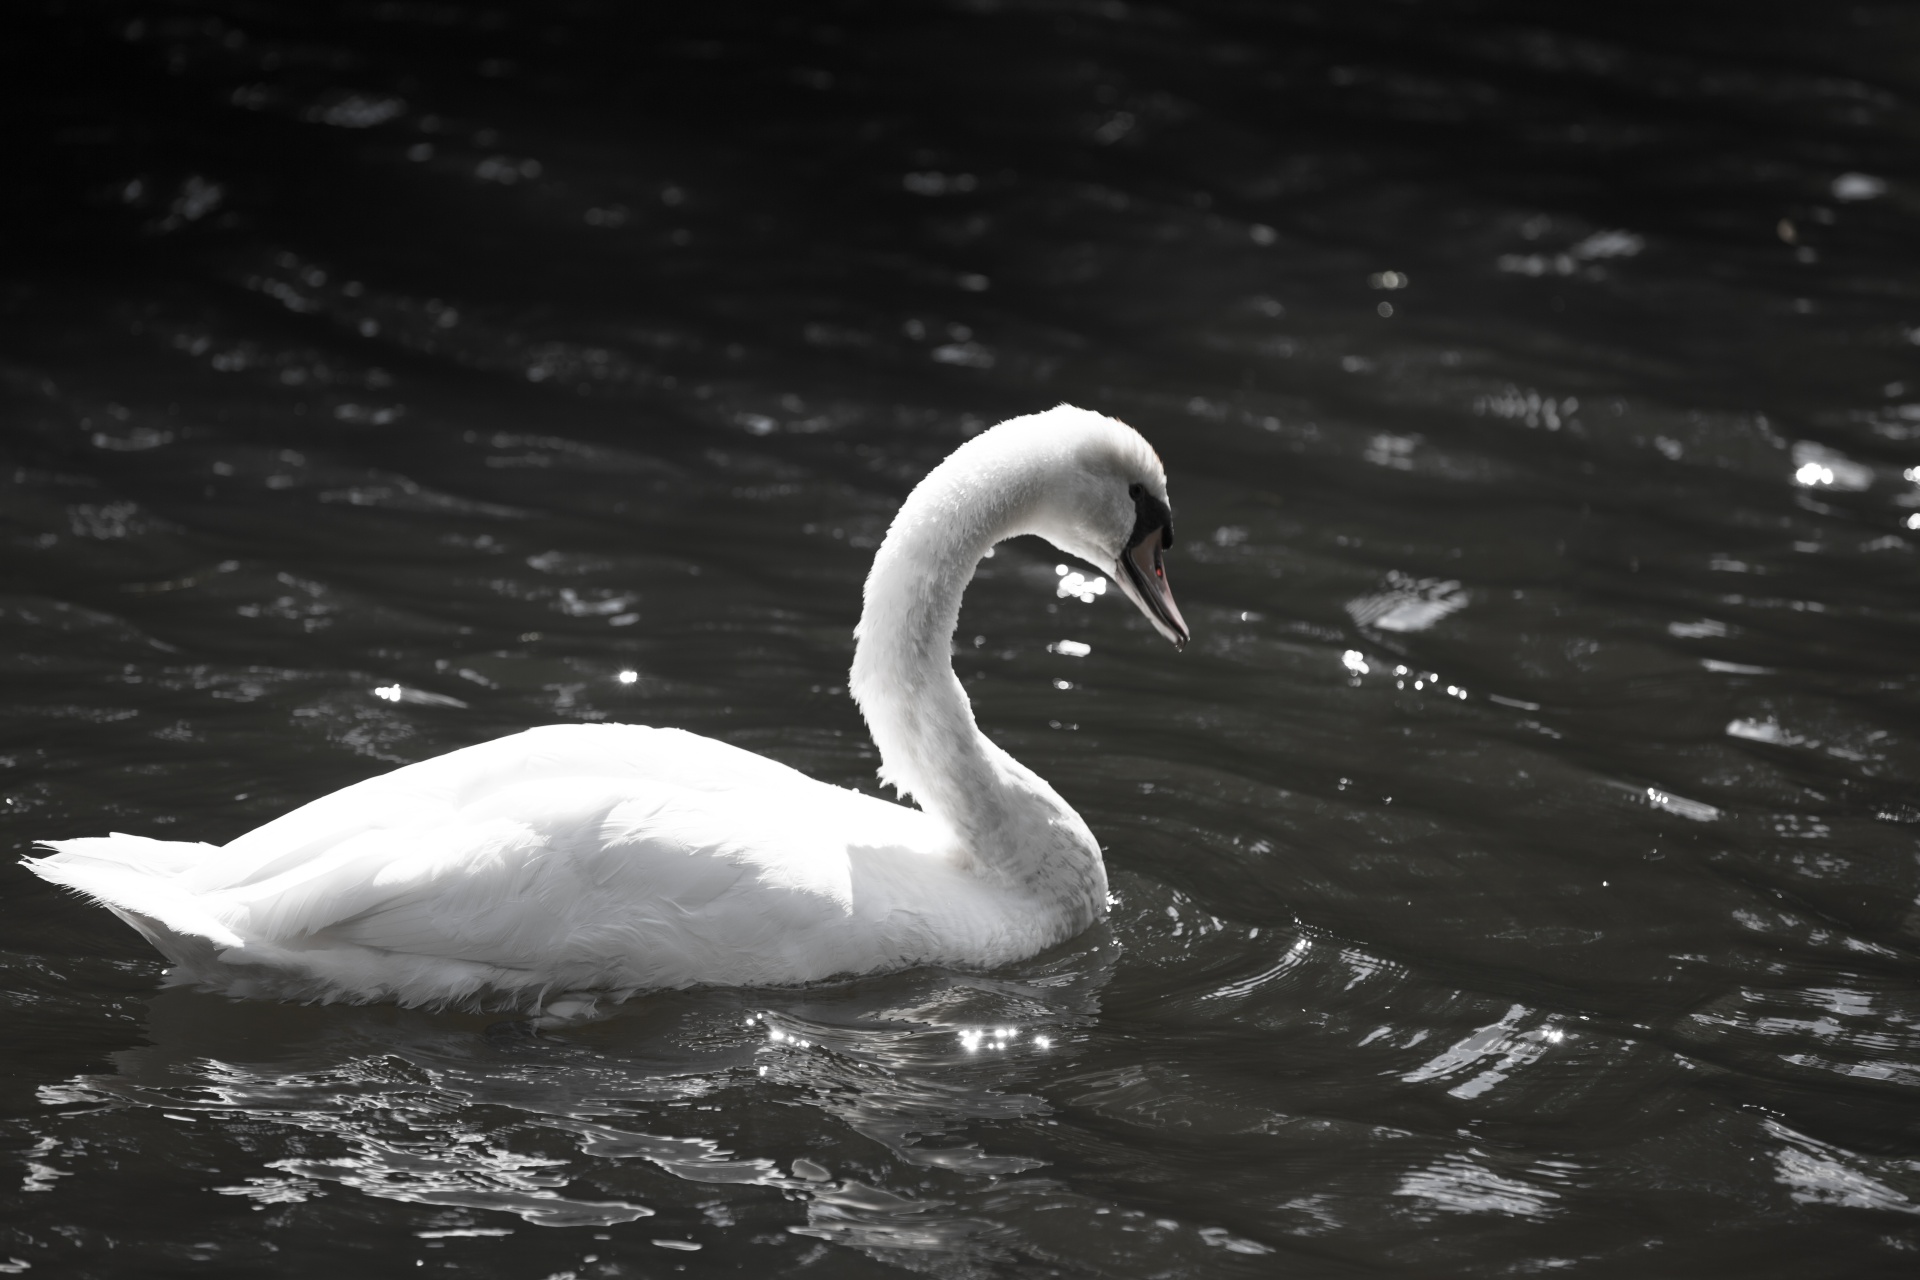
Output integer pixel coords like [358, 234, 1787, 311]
[26, 405, 1188, 1020]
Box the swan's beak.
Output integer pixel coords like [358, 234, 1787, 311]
[1116, 525, 1189, 650]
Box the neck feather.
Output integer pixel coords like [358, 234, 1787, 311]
[847, 447, 1098, 897]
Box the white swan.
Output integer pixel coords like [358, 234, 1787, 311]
[25, 404, 1188, 1020]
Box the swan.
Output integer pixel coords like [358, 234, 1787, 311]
[25, 404, 1188, 1022]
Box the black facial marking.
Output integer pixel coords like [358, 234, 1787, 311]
[1128, 481, 1174, 548]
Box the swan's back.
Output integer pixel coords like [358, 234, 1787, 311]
[216, 724, 844, 883]
[31, 724, 960, 1010]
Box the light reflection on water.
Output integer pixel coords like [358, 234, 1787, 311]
[34, 922, 1271, 1271]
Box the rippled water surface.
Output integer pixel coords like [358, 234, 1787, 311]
[7, 1, 1920, 1275]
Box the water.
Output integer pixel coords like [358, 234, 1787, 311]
[6, 1, 1920, 1274]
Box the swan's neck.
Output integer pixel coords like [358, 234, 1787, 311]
[849, 458, 1103, 909]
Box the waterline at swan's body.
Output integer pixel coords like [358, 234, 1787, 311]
[25, 405, 1186, 1018]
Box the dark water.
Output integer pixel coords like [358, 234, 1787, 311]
[7, 1, 1920, 1274]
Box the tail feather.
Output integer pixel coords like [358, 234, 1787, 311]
[22, 832, 564, 1011]
[25, 836, 245, 951]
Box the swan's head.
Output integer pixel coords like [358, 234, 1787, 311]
[1005, 405, 1190, 650]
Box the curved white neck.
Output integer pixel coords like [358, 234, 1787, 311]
[847, 450, 1102, 903]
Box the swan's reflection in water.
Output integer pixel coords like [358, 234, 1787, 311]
[43, 921, 1284, 1272]
[32, 870, 1918, 1272]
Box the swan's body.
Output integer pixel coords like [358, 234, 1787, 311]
[26, 405, 1187, 1017]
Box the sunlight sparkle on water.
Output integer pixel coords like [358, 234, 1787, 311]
[1055, 565, 1108, 602]
[958, 1026, 1044, 1052]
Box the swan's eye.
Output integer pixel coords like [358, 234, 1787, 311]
[1127, 482, 1174, 550]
